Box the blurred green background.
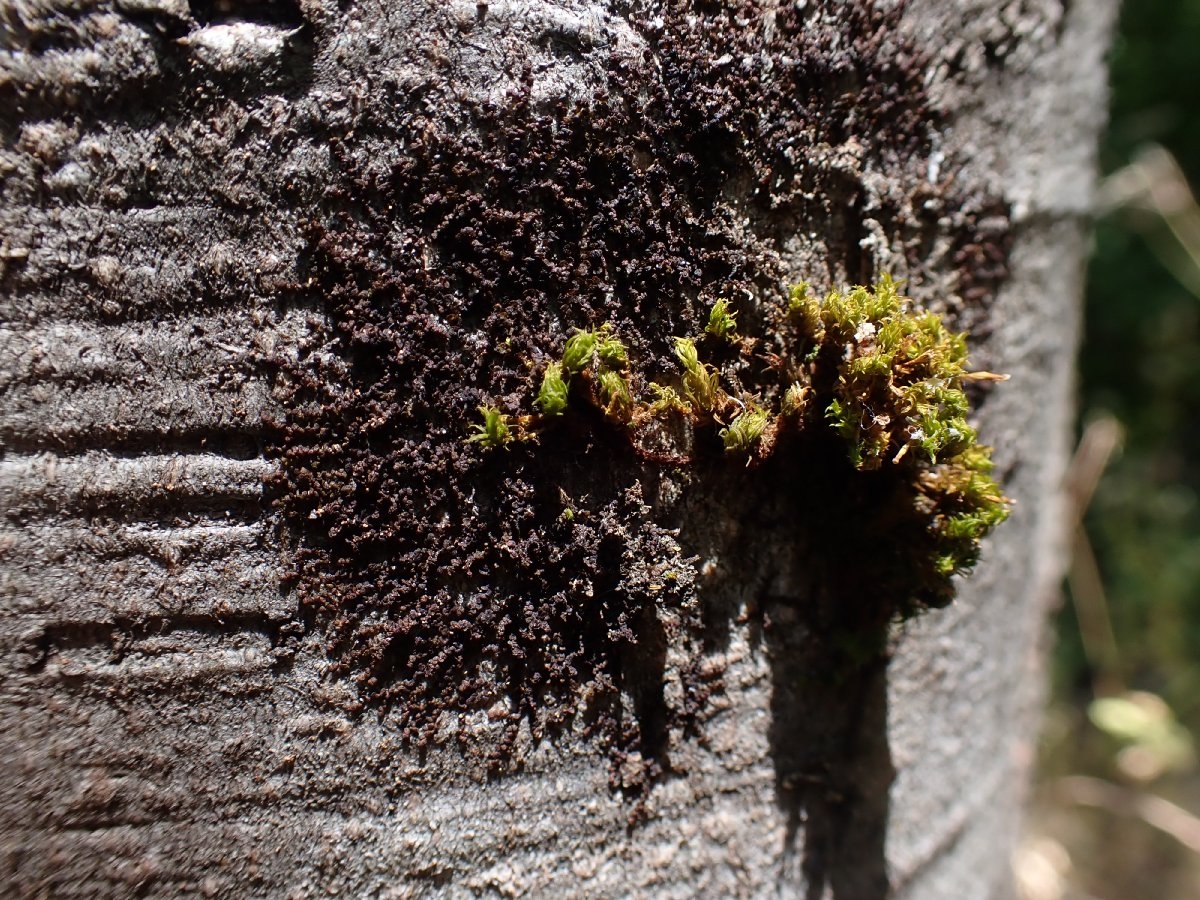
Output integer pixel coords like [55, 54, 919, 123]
[1027, 2, 1200, 899]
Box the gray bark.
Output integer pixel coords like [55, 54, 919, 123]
[1, 1, 1115, 898]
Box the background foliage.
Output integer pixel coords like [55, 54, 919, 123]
[1029, 2, 1200, 898]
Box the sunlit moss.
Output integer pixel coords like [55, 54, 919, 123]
[468, 276, 1010, 612]
[803, 276, 1010, 580]
[466, 405, 514, 449]
[535, 362, 569, 417]
[705, 298, 738, 341]
[720, 405, 771, 453]
[673, 336, 724, 412]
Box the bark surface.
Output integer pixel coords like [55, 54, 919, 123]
[1, 1, 1114, 897]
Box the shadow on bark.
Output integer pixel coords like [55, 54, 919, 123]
[766, 602, 893, 900]
[691, 437, 901, 898]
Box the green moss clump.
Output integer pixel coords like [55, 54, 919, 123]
[705, 298, 738, 341]
[673, 336, 725, 413]
[793, 276, 1010, 582]
[466, 405, 514, 449]
[468, 276, 1010, 610]
[799, 275, 988, 470]
[483, 323, 634, 434]
[561, 328, 600, 375]
[597, 368, 634, 420]
[720, 405, 771, 453]
[920, 446, 1011, 578]
[536, 362, 570, 417]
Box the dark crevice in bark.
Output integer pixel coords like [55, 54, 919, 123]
[0, 5, 318, 131]
[25, 613, 296, 673]
[189, 0, 305, 29]
[0, 428, 268, 460]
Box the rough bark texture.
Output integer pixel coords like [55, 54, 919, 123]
[1, 1, 1114, 897]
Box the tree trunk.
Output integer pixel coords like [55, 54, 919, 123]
[1, 1, 1115, 897]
